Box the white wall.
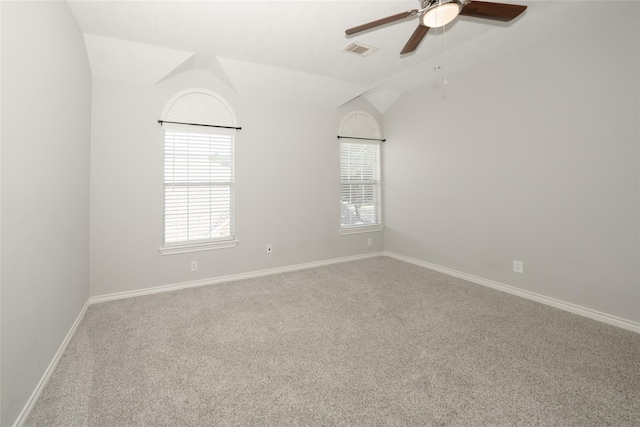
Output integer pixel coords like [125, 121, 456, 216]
[89, 69, 382, 297]
[383, 2, 640, 323]
[1, 2, 92, 425]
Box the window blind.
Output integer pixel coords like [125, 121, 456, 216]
[340, 141, 381, 228]
[164, 129, 234, 245]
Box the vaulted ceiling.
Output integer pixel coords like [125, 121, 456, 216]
[66, 1, 614, 111]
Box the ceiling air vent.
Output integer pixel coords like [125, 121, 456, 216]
[342, 41, 378, 57]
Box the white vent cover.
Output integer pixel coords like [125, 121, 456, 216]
[342, 41, 378, 57]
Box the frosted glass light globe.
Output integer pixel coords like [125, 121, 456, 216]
[422, 2, 461, 28]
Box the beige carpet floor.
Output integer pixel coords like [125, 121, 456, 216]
[26, 256, 640, 426]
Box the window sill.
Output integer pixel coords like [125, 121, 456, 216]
[339, 225, 385, 236]
[159, 239, 239, 255]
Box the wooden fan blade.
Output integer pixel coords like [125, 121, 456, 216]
[459, 1, 527, 22]
[400, 25, 430, 54]
[346, 10, 418, 35]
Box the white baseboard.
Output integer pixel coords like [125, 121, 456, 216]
[16, 249, 636, 427]
[384, 251, 640, 334]
[90, 251, 384, 304]
[13, 299, 90, 427]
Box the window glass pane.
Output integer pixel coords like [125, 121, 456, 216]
[340, 142, 381, 228]
[164, 130, 234, 244]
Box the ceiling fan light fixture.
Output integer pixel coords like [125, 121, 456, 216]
[421, 1, 461, 28]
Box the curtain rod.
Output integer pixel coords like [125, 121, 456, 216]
[337, 135, 385, 142]
[158, 120, 242, 130]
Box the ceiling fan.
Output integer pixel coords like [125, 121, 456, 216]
[345, 0, 527, 55]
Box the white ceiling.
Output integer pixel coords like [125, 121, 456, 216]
[66, 0, 613, 111]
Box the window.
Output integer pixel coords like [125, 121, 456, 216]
[338, 111, 384, 234]
[340, 141, 382, 231]
[164, 129, 234, 242]
[159, 90, 238, 255]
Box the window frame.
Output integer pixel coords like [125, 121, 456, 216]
[338, 110, 384, 236]
[158, 90, 239, 255]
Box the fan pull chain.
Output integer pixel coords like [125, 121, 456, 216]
[436, 1, 441, 70]
[432, 15, 448, 85]
[443, 23, 448, 85]
[434, 25, 440, 71]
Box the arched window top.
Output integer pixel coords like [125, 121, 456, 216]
[162, 88, 237, 128]
[338, 110, 382, 139]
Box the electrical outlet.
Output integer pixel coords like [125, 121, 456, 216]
[266, 244, 273, 253]
[191, 261, 198, 271]
[367, 238, 373, 246]
[513, 260, 524, 274]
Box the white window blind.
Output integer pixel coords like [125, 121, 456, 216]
[340, 141, 381, 228]
[163, 129, 234, 245]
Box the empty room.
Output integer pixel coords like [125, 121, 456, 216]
[1, 0, 639, 426]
